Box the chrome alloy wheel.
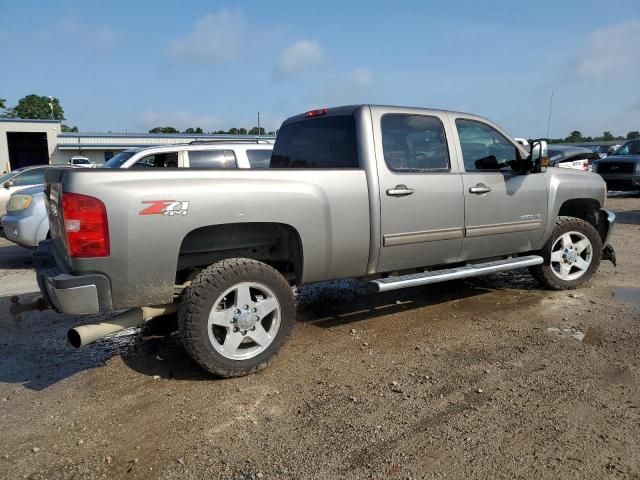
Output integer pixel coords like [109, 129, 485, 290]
[207, 282, 281, 360]
[550, 231, 593, 281]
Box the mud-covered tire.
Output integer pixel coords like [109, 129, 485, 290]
[529, 216, 602, 290]
[178, 258, 295, 377]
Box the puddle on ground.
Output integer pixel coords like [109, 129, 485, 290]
[612, 288, 640, 307]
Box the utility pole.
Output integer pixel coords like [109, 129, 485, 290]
[48, 96, 54, 119]
[546, 90, 554, 138]
[257, 111, 260, 135]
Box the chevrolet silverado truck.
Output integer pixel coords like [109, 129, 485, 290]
[32, 105, 616, 377]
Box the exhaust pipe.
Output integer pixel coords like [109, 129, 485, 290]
[67, 304, 178, 348]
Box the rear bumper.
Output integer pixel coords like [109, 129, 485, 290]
[34, 240, 113, 315]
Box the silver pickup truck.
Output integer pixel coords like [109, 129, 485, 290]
[33, 104, 616, 377]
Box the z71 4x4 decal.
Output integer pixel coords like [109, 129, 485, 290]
[139, 200, 190, 216]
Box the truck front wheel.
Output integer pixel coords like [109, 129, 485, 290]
[529, 216, 602, 290]
[178, 258, 295, 377]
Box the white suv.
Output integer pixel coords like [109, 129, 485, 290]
[103, 141, 274, 169]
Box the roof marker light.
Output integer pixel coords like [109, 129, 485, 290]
[304, 108, 329, 118]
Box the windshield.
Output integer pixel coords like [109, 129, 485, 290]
[612, 140, 640, 156]
[104, 150, 137, 168]
[0, 171, 17, 184]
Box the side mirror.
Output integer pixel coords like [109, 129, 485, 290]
[2, 180, 12, 189]
[527, 139, 548, 173]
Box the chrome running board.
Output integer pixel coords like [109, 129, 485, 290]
[369, 255, 544, 292]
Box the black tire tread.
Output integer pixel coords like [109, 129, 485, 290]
[178, 258, 295, 377]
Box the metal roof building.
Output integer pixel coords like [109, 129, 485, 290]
[0, 119, 275, 171]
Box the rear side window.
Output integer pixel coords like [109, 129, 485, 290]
[188, 150, 237, 169]
[246, 149, 272, 168]
[271, 115, 359, 168]
[381, 114, 449, 172]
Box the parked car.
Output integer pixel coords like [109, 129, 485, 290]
[68, 155, 96, 168]
[547, 145, 600, 171]
[590, 145, 616, 159]
[1, 185, 49, 248]
[2, 142, 275, 249]
[103, 140, 274, 169]
[0, 165, 63, 218]
[592, 139, 640, 191]
[33, 105, 615, 378]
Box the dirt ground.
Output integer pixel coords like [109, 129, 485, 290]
[1, 194, 639, 480]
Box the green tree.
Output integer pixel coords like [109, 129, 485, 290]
[8, 94, 65, 120]
[601, 131, 614, 141]
[183, 127, 204, 134]
[238, 128, 247, 135]
[627, 131, 640, 140]
[61, 124, 78, 132]
[248, 127, 266, 135]
[565, 130, 583, 143]
[0, 98, 5, 110]
[149, 126, 179, 134]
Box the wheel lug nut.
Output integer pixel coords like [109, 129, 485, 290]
[233, 327, 239, 332]
[241, 330, 246, 336]
[251, 308, 257, 313]
[231, 318, 236, 324]
[234, 309, 240, 314]
[251, 326, 256, 331]
[243, 305, 249, 310]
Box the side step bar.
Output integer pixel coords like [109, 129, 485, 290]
[369, 255, 544, 292]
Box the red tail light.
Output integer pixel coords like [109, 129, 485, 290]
[62, 193, 110, 258]
[304, 108, 328, 118]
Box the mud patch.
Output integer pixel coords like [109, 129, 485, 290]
[546, 326, 585, 341]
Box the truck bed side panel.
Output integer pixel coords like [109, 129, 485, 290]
[56, 169, 370, 309]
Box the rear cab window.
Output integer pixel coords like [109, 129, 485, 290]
[271, 115, 359, 168]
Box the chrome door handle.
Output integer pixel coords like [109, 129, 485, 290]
[469, 184, 492, 194]
[386, 185, 415, 196]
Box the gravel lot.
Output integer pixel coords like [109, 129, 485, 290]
[1, 194, 639, 479]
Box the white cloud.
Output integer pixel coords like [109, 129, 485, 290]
[167, 10, 246, 64]
[139, 110, 222, 132]
[577, 20, 640, 79]
[274, 39, 324, 79]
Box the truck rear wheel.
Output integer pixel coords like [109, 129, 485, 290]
[178, 258, 295, 377]
[529, 216, 602, 290]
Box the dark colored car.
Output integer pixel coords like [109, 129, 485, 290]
[592, 140, 640, 191]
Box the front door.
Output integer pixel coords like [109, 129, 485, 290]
[451, 116, 548, 260]
[373, 108, 465, 272]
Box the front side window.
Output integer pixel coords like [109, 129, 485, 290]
[271, 115, 358, 168]
[381, 114, 449, 172]
[132, 152, 179, 168]
[11, 168, 46, 186]
[188, 150, 237, 169]
[246, 149, 272, 168]
[456, 119, 519, 172]
[104, 150, 137, 168]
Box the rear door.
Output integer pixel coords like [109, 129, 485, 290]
[373, 107, 465, 272]
[451, 115, 548, 260]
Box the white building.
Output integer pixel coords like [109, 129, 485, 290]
[0, 119, 275, 171]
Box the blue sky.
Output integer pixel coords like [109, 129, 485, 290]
[1, 0, 639, 137]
